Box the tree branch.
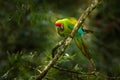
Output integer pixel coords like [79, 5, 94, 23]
[36, 0, 101, 80]
[53, 65, 98, 76]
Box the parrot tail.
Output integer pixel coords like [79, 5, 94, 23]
[74, 37, 96, 71]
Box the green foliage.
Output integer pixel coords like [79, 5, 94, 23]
[0, 0, 120, 80]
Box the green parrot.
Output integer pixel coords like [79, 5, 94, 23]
[55, 18, 95, 70]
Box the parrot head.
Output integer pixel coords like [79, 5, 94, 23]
[55, 18, 77, 37]
[55, 22, 64, 31]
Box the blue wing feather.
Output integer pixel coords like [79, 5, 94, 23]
[78, 28, 84, 35]
[68, 26, 84, 35]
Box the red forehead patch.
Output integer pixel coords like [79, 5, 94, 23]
[55, 23, 61, 27]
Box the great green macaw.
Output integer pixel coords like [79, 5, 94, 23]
[55, 18, 95, 70]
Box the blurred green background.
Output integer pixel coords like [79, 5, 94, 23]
[0, 0, 120, 80]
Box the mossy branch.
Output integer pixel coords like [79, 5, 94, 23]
[36, 0, 101, 80]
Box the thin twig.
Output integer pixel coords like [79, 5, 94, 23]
[35, 0, 101, 80]
[0, 67, 14, 79]
[53, 65, 97, 76]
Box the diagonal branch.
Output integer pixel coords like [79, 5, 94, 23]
[36, 0, 101, 80]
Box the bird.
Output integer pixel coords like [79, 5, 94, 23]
[54, 18, 95, 71]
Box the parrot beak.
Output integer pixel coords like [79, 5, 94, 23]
[57, 26, 61, 31]
[56, 26, 61, 31]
